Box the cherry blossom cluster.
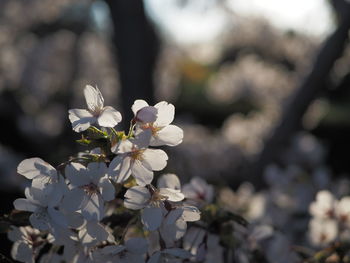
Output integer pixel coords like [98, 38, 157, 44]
[7, 85, 204, 263]
[308, 190, 350, 247]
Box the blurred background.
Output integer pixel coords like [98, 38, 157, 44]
[1, 0, 350, 259]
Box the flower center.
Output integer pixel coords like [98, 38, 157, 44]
[141, 123, 161, 136]
[82, 183, 99, 195]
[129, 148, 145, 161]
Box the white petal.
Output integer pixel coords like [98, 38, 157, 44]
[30, 212, 49, 231]
[64, 212, 84, 229]
[154, 101, 175, 126]
[135, 106, 158, 123]
[99, 176, 115, 201]
[46, 183, 64, 207]
[48, 207, 68, 228]
[13, 198, 38, 212]
[112, 139, 133, 154]
[84, 85, 104, 112]
[61, 188, 85, 212]
[164, 209, 183, 225]
[133, 129, 152, 149]
[147, 252, 161, 263]
[65, 163, 90, 187]
[132, 160, 153, 186]
[157, 173, 181, 190]
[125, 237, 148, 254]
[17, 158, 57, 180]
[163, 248, 191, 259]
[68, 109, 95, 132]
[132, 100, 149, 115]
[142, 149, 168, 171]
[159, 188, 184, 202]
[101, 245, 125, 255]
[97, 106, 122, 127]
[151, 125, 183, 147]
[81, 193, 104, 221]
[109, 155, 132, 183]
[7, 226, 22, 242]
[181, 206, 201, 222]
[86, 221, 109, 242]
[124, 186, 150, 210]
[11, 241, 34, 263]
[141, 206, 163, 231]
[86, 162, 107, 184]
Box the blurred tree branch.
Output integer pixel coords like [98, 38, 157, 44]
[105, 0, 159, 128]
[246, 0, 350, 188]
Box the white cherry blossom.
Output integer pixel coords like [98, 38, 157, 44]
[62, 162, 115, 221]
[309, 190, 337, 219]
[109, 130, 168, 186]
[124, 185, 184, 231]
[335, 196, 350, 226]
[13, 182, 67, 231]
[308, 218, 338, 247]
[68, 85, 122, 132]
[182, 177, 214, 203]
[160, 206, 201, 246]
[132, 100, 183, 147]
[8, 226, 44, 263]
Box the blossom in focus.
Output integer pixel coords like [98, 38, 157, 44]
[62, 162, 115, 221]
[68, 85, 122, 132]
[124, 184, 184, 231]
[132, 99, 184, 146]
[109, 130, 168, 186]
[13, 184, 67, 231]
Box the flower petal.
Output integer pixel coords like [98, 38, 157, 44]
[108, 155, 132, 183]
[159, 188, 184, 202]
[131, 100, 149, 115]
[97, 106, 122, 127]
[84, 85, 104, 112]
[151, 125, 183, 147]
[157, 173, 181, 190]
[154, 101, 175, 126]
[142, 149, 168, 171]
[141, 206, 163, 231]
[48, 207, 68, 228]
[99, 176, 115, 201]
[17, 158, 57, 180]
[86, 162, 107, 184]
[86, 220, 109, 242]
[65, 163, 90, 187]
[61, 188, 85, 212]
[124, 186, 150, 210]
[125, 237, 148, 254]
[68, 109, 95, 132]
[29, 212, 49, 231]
[11, 241, 34, 263]
[13, 198, 38, 212]
[135, 106, 158, 123]
[132, 160, 153, 186]
[81, 193, 104, 221]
